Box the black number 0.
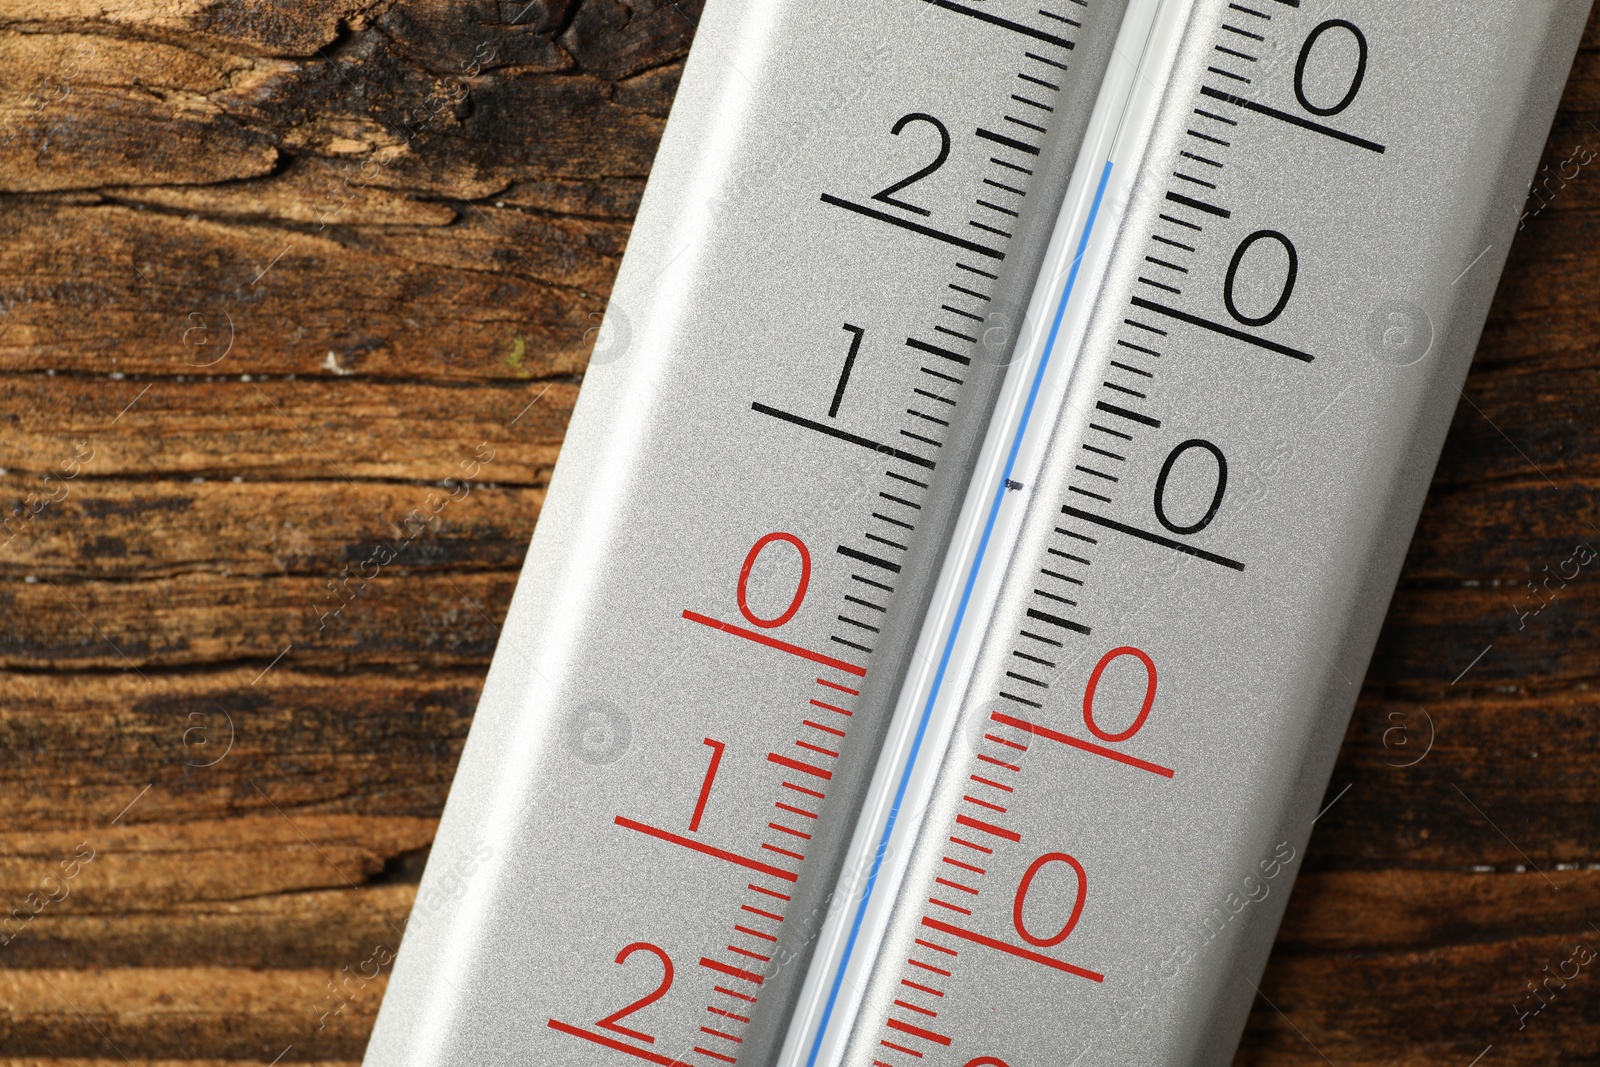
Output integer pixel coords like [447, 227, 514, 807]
[1294, 19, 1368, 117]
[1155, 440, 1229, 536]
[1224, 230, 1298, 328]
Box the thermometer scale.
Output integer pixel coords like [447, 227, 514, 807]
[364, 1, 1591, 1065]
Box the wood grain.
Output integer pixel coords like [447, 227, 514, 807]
[0, 1, 1596, 1064]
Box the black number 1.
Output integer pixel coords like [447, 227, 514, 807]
[830, 324, 866, 418]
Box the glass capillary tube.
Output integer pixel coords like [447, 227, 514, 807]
[776, 2, 1186, 1065]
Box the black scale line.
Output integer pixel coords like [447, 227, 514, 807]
[1095, 400, 1161, 428]
[1063, 506, 1245, 571]
[990, 0, 1259, 683]
[839, 544, 901, 574]
[1165, 190, 1231, 218]
[1026, 607, 1092, 635]
[752, 402, 937, 468]
[1199, 85, 1385, 154]
[919, 0, 1076, 49]
[1129, 297, 1313, 362]
[977, 127, 1042, 156]
[816, 8, 1087, 764]
[832, 635, 873, 654]
[820, 194, 1006, 260]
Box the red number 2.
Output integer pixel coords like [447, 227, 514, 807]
[594, 942, 674, 1044]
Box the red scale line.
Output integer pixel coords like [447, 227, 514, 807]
[927, 897, 971, 915]
[921, 916, 1104, 982]
[701, 957, 764, 985]
[769, 752, 834, 780]
[948, 836, 993, 855]
[914, 937, 957, 956]
[615, 816, 798, 881]
[990, 711, 1176, 778]
[876, 712, 1047, 1060]
[547, 1020, 697, 1066]
[686, 593, 876, 1067]
[747, 883, 790, 901]
[761, 842, 805, 861]
[682, 609, 867, 676]
[880, 1039, 923, 1057]
[955, 813, 1021, 842]
[886, 1017, 953, 1047]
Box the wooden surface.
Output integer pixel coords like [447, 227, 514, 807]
[0, 2, 1597, 1064]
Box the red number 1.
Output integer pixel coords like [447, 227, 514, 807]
[689, 738, 725, 832]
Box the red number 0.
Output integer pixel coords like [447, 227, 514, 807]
[594, 942, 674, 1044]
[1083, 646, 1157, 743]
[1012, 852, 1088, 948]
[737, 532, 811, 629]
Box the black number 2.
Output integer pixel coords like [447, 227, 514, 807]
[872, 113, 951, 218]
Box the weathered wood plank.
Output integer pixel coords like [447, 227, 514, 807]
[1238, 931, 1600, 1067]
[0, 885, 416, 970]
[0, 2, 1594, 1066]
[0, 966, 385, 1060]
[0, 377, 571, 482]
[0, 202, 613, 383]
[0, 480, 541, 579]
[0, 668, 478, 827]
[1275, 869, 1600, 954]
[0, 571, 515, 668]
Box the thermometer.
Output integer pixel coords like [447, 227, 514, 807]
[364, 2, 1591, 1065]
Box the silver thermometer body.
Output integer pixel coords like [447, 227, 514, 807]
[786, 2, 1591, 1066]
[365, 1, 1131, 1064]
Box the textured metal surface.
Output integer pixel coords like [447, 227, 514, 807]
[814, 2, 1594, 1066]
[368, 1, 1591, 1064]
[364, 1, 1130, 1064]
